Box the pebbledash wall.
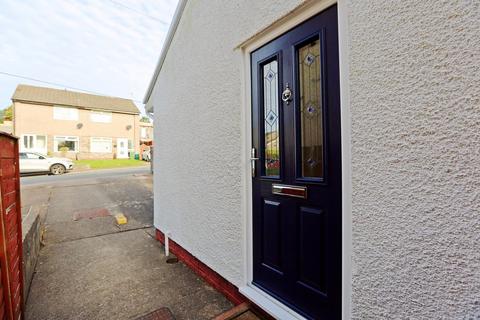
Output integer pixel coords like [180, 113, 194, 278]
[150, 0, 306, 289]
[148, 0, 480, 318]
[348, 1, 480, 318]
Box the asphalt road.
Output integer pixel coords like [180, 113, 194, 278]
[20, 165, 151, 186]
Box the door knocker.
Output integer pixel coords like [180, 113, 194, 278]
[282, 83, 292, 105]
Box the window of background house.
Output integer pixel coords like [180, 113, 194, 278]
[54, 136, 79, 152]
[90, 111, 112, 123]
[22, 135, 34, 150]
[22, 134, 47, 152]
[140, 127, 147, 139]
[90, 137, 112, 153]
[36, 135, 46, 150]
[53, 106, 79, 120]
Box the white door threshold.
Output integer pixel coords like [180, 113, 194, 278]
[239, 285, 307, 320]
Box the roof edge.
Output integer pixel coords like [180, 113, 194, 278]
[12, 99, 140, 115]
[143, 0, 188, 105]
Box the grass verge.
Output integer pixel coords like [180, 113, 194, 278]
[74, 159, 147, 170]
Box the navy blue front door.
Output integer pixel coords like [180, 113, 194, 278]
[251, 5, 341, 319]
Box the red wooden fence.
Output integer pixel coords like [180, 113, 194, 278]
[0, 133, 24, 320]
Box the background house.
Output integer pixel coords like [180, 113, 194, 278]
[144, 0, 480, 319]
[139, 120, 153, 161]
[139, 120, 153, 145]
[12, 84, 140, 159]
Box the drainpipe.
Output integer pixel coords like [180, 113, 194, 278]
[165, 231, 170, 257]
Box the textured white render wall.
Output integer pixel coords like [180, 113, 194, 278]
[150, 0, 305, 286]
[348, 1, 480, 318]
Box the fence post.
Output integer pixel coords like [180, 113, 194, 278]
[0, 132, 24, 320]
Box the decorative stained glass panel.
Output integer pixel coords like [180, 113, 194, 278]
[263, 60, 280, 176]
[299, 39, 323, 178]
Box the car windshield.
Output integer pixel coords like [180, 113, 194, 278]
[35, 153, 49, 158]
[20, 152, 46, 160]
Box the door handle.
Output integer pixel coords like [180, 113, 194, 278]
[250, 148, 259, 178]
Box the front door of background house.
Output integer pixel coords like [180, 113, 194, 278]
[251, 5, 341, 319]
[116, 138, 129, 159]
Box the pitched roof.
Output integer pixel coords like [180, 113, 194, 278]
[12, 84, 140, 114]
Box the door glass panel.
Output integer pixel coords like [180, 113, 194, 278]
[298, 39, 323, 178]
[263, 60, 280, 176]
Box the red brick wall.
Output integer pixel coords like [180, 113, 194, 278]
[155, 229, 247, 305]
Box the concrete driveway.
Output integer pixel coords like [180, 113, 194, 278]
[22, 168, 232, 320]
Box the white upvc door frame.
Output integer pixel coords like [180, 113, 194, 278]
[116, 138, 129, 159]
[238, 0, 352, 319]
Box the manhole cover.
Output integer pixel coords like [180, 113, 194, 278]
[73, 208, 111, 221]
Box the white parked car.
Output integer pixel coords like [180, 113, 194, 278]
[19, 152, 74, 175]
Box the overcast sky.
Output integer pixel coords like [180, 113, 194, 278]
[0, 0, 178, 114]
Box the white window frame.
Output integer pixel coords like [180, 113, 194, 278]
[20, 134, 48, 153]
[21, 134, 35, 150]
[53, 136, 79, 152]
[90, 111, 112, 123]
[90, 137, 113, 153]
[53, 106, 79, 121]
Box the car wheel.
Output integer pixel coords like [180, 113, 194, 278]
[50, 164, 66, 175]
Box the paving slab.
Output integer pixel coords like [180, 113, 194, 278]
[26, 228, 232, 320]
[45, 179, 152, 224]
[23, 171, 233, 320]
[42, 177, 153, 244]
